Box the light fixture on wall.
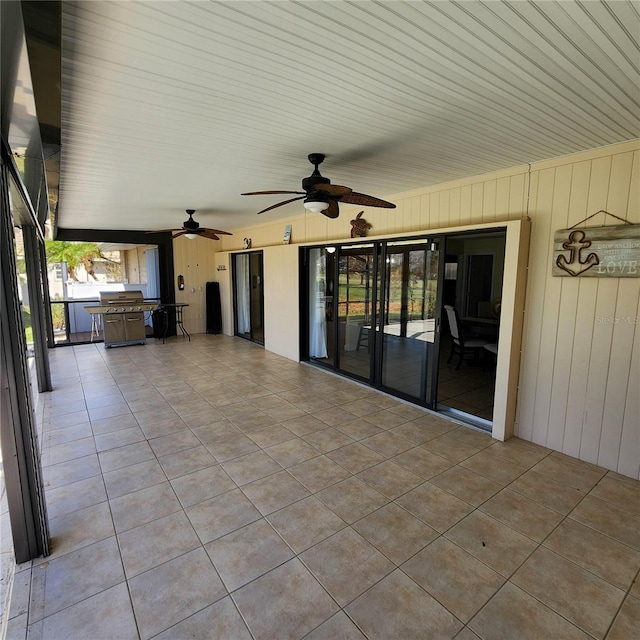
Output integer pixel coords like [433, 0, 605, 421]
[326, 247, 336, 254]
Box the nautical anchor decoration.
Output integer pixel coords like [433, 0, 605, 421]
[555, 230, 599, 276]
[552, 211, 640, 278]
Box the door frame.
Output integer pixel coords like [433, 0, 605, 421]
[301, 218, 530, 441]
[232, 250, 265, 345]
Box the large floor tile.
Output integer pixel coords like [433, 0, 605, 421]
[266, 496, 347, 554]
[158, 445, 218, 480]
[460, 449, 528, 484]
[512, 547, 625, 638]
[357, 460, 424, 499]
[153, 597, 252, 640]
[39, 583, 138, 640]
[205, 518, 294, 591]
[589, 474, 640, 514]
[543, 518, 640, 590]
[469, 582, 590, 640]
[288, 455, 351, 493]
[304, 611, 367, 639]
[353, 503, 438, 565]
[109, 481, 182, 533]
[221, 450, 283, 486]
[316, 477, 388, 524]
[430, 466, 502, 506]
[38, 537, 124, 619]
[45, 475, 107, 519]
[186, 488, 261, 543]
[531, 455, 606, 492]
[607, 595, 640, 640]
[569, 495, 640, 550]
[265, 438, 321, 468]
[117, 510, 200, 577]
[445, 510, 537, 577]
[396, 481, 474, 533]
[402, 537, 505, 622]
[169, 463, 236, 507]
[508, 469, 585, 514]
[300, 528, 394, 606]
[48, 502, 115, 558]
[232, 558, 339, 640]
[303, 427, 355, 453]
[241, 471, 310, 515]
[479, 488, 564, 542]
[129, 547, 227, 640]
[326, 442, 386, 474]
[391, 446, 454, 479]
[346, 569, 462, 640]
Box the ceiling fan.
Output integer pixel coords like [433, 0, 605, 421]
[152, 210, 232, 240]
[242, 153, 396, 219]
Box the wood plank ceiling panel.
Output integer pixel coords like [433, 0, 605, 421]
[57, 0, 639, 232]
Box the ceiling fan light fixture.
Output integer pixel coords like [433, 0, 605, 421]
[184, 232, 198, 240]
[304, 199, 329, 213]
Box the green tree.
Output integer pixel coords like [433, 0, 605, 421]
[45, 240, 103, 281]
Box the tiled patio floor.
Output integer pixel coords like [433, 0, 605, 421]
[5, 335, 640, 639]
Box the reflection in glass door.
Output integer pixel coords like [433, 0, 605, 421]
[233, 251, 264, 345]
[379, 240, 441, 404]
[308, 247, 335, 366]
[336, 245, 376, 382]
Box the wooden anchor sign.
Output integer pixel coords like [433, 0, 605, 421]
[553, 214, 640, 278]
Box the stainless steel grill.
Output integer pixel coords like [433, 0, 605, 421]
[97, 291, 152, 347]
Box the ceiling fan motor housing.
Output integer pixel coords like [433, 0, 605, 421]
[183, 210, 200, 230]
[302, 153, 330, 192]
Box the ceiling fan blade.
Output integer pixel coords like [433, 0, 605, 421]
[242, 190, 305, 196]
[202, 228, 233, 236]
[147, 228, 180, 233]
[340, 192, 396, 208]
[310, 183, 352, 197]
[321, 199, 340, 219]
[172, 230, 188, 238]
[199, 229, 220, 240]
[256, 195, 305, 214]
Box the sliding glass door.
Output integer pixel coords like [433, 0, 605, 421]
[233, 251, 264, 345]
[304, 239, 442, 407]
[379, 240, 441, 403]
[303, 229, 507, 427]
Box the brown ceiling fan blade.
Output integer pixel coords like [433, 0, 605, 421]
[202, 228, 233, 236]
[199, 229, 220, 240]
[321, 199, 340, 219]
[340, 192, 396, 208]
[257, 195, 305, 214]
[147, 228, 180, 233]
[242, 190, 305, 196]
[310, 183, 352, 197]
[172, 230, 188, 238]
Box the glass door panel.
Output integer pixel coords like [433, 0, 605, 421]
[234, 254, 250, 339]
[337, 245, 375, 381]
[380, 240, 440, 404]
[250, 252, 264, 344]
[308, 247, 334, 365]
[233, 252, 264, 345]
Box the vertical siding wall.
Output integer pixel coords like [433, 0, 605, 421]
[172, 236, 218, 334]
[518, 143, 639, 479]
[210, 140, 639, 478]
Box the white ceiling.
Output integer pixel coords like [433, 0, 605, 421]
[59, 0, 640, 234]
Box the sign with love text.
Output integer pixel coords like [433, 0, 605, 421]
[552, 225, 640, 277]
